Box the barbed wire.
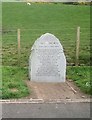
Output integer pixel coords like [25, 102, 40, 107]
[2, 34, 90, 37]
[2, 27, 90, 31]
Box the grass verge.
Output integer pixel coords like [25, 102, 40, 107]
[2, 66, 29, 99]
[67, 66, 91, 95]
[1, 66, 91, 99]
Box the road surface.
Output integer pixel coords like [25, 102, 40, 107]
[2, 102, 90, 118]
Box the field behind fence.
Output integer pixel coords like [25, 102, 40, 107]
[2, 3, 90, 67]
[2, 27, 90, 67]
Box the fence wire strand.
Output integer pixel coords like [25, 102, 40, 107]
[2, 28, 90, 66]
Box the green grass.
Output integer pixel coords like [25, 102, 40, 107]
[67, 66, 91, 95]
[2, 66, 29, 99]
[2, 2, 90, 66]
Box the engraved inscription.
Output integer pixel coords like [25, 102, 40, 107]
[36, 49, 61, 76]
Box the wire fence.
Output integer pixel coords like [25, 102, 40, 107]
[2, 27, 90, 67]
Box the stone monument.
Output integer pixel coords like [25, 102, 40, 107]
[29, 33, 66, 82]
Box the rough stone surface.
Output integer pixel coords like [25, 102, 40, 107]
[29, 33, 66, 82]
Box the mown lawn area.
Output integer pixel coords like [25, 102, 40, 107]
[2, 2, 91, 98]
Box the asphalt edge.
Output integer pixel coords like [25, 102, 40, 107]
[0, 98, 91, 104]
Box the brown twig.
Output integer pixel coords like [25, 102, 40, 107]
[66, 81, 77, 94]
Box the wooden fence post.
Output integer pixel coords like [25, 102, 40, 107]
[17, 29, 20, 66]
[75, 26, 80, 66]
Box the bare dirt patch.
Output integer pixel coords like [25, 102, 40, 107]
[10, 88, 19, 93]
[25, 80, 90, 101]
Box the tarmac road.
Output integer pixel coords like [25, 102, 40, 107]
[2, 102, 90, 118]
